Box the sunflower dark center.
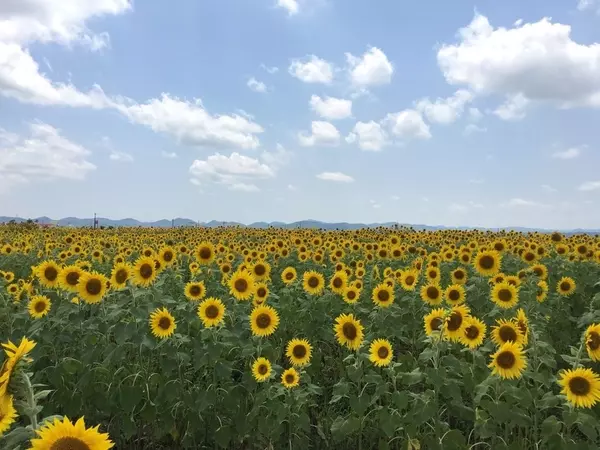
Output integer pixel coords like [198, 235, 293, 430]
[258, 364, 268, 375]
[254, 265, 266, 276]
[285, 374, 295, 384]
[448, 290, 460, 301]
[292, 345, 307, 359]
[190, 285, 201, 296]
[199, 247, 212, 260]
[496, 351, 516, 369]
[158, 317, 171, 330]
[479, 255, 494, 270]
[333, 277, 343, 288]
[560, 282, 571, 292]
[405, 275, 415, 285]
[465, 325, 479, 340]
[307, 276, 319, 288]
[447, 312, 463, 331]
[256, 313, 271, 329]
[86, 279, 102, 296]
[588, 332, 600, 351]
[140, 263, 153, 279]
[525, 252, 535, 261]
[347, 290, 357, 300]
[517, 321, 527, 336]
[285, 272, 294, 280]
[426, 286, 439, 299]
[49, 436, 91, 450]
[454, 271, 465, 280]
[498, 289, 512, 302]
[257, 287, 267, 297]
[235, 278, 249, 293]
[44, 267, 58, 281]
[114, 269, 128, 284]
[499, 326, 518, 342]
[34, 301, 47, 313]
[163, 251, 174, 262]
[377, 289, 390, 302]
[569, 376, 591, 396]
[66, 271, 80, 286]
[205, 304, 219, 319]
[430, 317, 443, 331]
[342, 322, 358, 340]
[377, 346, 389, 359]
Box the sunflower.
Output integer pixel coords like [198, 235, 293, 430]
[195, 242, 216, 265]
[536, 280, 549, 303]
[28, 295, 51, 319]
[29, 416, 114, 450]
[369, 339, 393, 367]
[149, 308, 176, 339]
[399, 269, 419, 291]
[530, 263, 548, 280]
[229, 270, 255, 301]
[333, 313, 364, 350]
[0, 395, 17, 436]
[159, 246, 176, 266]
[424, 309, 446, 337]
[252, 357, 272, 382]
[343, 285, 360, 304]
[425, 266, 441, 283]
[444, 284, 466, 306]
[281, 368, 300, 388]
[302, 271, 325, 295]
[488, 342, 526, 380]
[185, 281, 206, 301]
[329, 271, 348, 295]
[286, 339, 312, 367]
[251, 261, 271, 281]
[250, 305, 279, 337]
[473, 250, 501, 277]
[460, 317, 487, 349]
[558, 368, 600, 409]
[281, 267, 297, 285]
[444, 305, 471, 341]
[253, 283, 269, 306]
[77, 272, 108, 304]
[585, 324, 600, 361]
[557, 277, 576, 296]
[132, 256, 158, 287]
[514, 308, 529, 345]
[372, 283, 395, 308]
[491, 319, 524, 346]
[197, 297, 226, 328]
[0, 337, 36, 397]
[420, 283, 443, 305]
[110, 263, 131, 290]
[451, 268, 467, 285]
[57, 265, 82, 292]
[36, 260, 61, 288]
[491, 282, 519, 309]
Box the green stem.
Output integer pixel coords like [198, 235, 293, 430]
[21, 371, 38, 429]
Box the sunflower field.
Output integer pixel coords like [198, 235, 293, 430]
[1, 225, 600, 449]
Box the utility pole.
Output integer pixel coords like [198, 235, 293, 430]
[93, 213, 97, 229]
[171, 218, 174, 228]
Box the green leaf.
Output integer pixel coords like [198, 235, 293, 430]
[441, 430, 466, 450]
[392, 391, 409, 411]
[214, 426, 231, 448]
[541, 416, 562, 440]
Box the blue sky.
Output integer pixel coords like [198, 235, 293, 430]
[1, 0, 599, 229]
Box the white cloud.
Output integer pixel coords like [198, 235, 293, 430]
[437, 14, 600, 112]
[309, 95, 352, 120]
[114, 94, 263, 149]
[493, 93, 529, 120]
[316, 171, 354, 182]
[415, 89, 473, 124]
[541, 184, 557, 193]
[346, 47, 393, 87]
[578, 181, 600, 191]
[464, 124, 487, 136]
[161, 151, 177, 159]
[346, 121, 387, 151]
[230, 183, 259, 192]
[552, 147, 581, 159]
[383, 109, 431, 140]
[577, 0, 599, 11]
[276, 0, 299, 16]
[469, 107, 483, 121]
[260, 64, 279, 74]
[189, 152, 274, 189]
[0, 122, 95, 192]
[109, 150, 133, 162]
[298, 121, 340, 146]
[261, 143, 292, 169]
[247, 77, 267, 93]
[289, 55, 333, 84]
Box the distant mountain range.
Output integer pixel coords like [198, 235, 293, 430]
[0, 216, 599, 234]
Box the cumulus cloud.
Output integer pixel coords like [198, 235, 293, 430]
[247, 77, 267, 93]
[578, 181, 600, 191]
[260, 64, 279, 74]
[0, 122, 95, 191]
[383, 109, 431, 140]
[552, 147, 581, 159]
[415, 89, 473, 124]
[493, 94, 529, 121]
[276, 0, 299, 15]
[346, 121, 387, 151]
[289, 55, 333, 84]
[189, 152, 274, 191]
[437, 14, 600, 116]
[346, 47, 393, 87]
[464, 124, 487, 136]
[309, 95, 352, 120]
[260, 143, 293, 169]
[316, 172, 354, 182]
[298, 121, 340, 146]
[109, 150, 133, 162]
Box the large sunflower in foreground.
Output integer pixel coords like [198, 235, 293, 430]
[132, 256, 158, 287]
[491, 282, 519, 309]
[77, 272, 108, 304]
[185, 281, 206, 301]
[473, 250, 501, 277]
[491, 319, 524, 347]
[585, 323, 600, 362]
[36, 260, 61, 288]
[252, 357, 272, 382]
[286, 338, 312, 367]
[197, 297, 226, 328]
[281, 368, 300, 389]
[424, 309, 446, 337]
[444, 284, 466, 306]
[302, 271, 325, 295]
[372, 283, 395, 308]
[110, 263, 131, 290]
[488, 342, 526, 380]
[0, 395, 17, 436]
[558, 367, 600, 409]
[343, 285, 360, 304]
[251, 260, 271, 281]
[329, 271, 348, 295]
[451, 268, 467, 285]
[333, 313, 364, 350]
[195, 242, 216, 265]
[0, 337, 36, 397]
[557, 277, 576, 296]
[149, 308, 176, 339]
[249, 305, 280, 337]
[281, 267, 297, 285]
[58, 265, 83, 293]
[460, 317, 486, 349]
[28, 295, 51, 319]
[399, 269, 419, 291]
[229, 270, 255, 301]
[29, 416, 114, 450]
[420, 284, 443, 306]
[369, 339, 393, 367]
[444, 305, 471, 341]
